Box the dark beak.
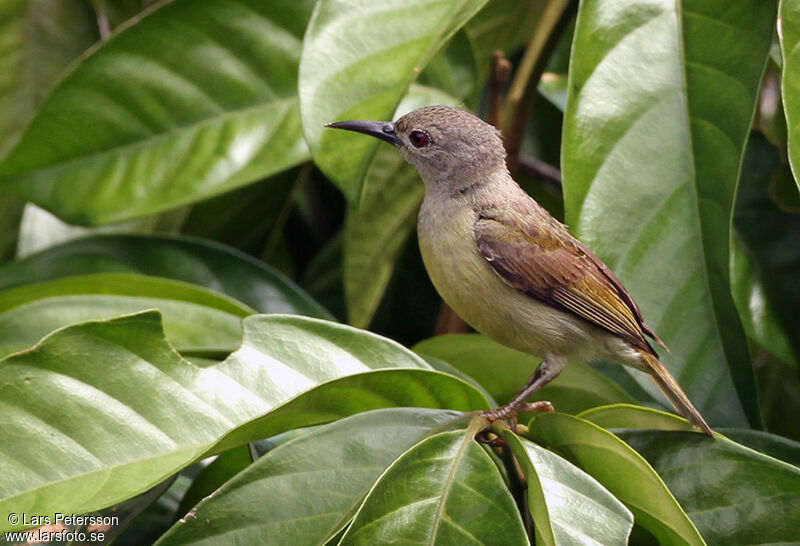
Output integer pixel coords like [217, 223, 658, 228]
[325, 120, 402, 147]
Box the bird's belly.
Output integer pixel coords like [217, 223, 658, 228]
[418, 205, 597, 358]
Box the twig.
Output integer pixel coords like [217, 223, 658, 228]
[93, 0, 111, 40]
[435, 302, 471, 335]
[488, 50, 512, 130]
[517, 155, 562, 187]
[261, 164, 309, 262]
[503, 0, 575, 175]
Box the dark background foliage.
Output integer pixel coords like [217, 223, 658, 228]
[0, 0, 798, 544]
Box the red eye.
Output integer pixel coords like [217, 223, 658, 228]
[409, 130, 430, 148]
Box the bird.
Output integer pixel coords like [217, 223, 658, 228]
[326, 105, 713, 436]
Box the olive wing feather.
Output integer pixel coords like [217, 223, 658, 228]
[474, 211, 665, 354]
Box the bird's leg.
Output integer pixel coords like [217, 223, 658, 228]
[480, 356, 565, 424]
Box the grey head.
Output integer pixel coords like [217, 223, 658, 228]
[326, 106, 508, 189]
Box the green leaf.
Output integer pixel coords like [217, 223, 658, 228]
[340, 424, 528, 545]
[99, 0, 159, 31]
[0, 195, 24, 265]
[174, 446, 253, 522]
[0, 311, 486, 530]
[0, 311, 233, 531]
[529, 412, 705, 545]
[781, 0, 800, 192]
[538, 72, 568, 112]
[503, 432, 633, 546]
[562, 0, 775, 428]
[579, 403, 697, 432]
[730, 235, 796, 365]
[343, 85, 459, 327]
[620, 429, 800, 544]
[422, 354, 497, 405]
[0, 0, 97, 157]
[0, 0, 98, 261]
[733, 133, 800, 365]
[464, 0, 554, 81]
[0, 233, 332, 319]
[716, 428, 800, 468]
[416, 30, 480, 108]
[0, 0, 316, 225]
[299, 0, 488, 200]
[0, 273, 252, 357]
[180, 168, 300, 257]
[156, 408, 462, 546]
[113, 475, 193, 546]
[80, 475, 182, 546]
[414, 334, 635, 413]
[211, 368, 487, 453]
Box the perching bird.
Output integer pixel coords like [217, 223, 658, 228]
[327, 106, 713, 436]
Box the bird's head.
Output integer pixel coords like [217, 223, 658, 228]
[326, 105, 507, 188]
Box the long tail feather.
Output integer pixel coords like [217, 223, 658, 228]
[639, 351, 713, 436]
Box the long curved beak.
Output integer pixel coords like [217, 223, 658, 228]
[325, 120, 402, 147]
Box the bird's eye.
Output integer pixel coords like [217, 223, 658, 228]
[408, 130, 430, 148]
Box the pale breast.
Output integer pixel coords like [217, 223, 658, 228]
[417, 195, 599, 359]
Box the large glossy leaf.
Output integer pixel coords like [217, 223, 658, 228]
[340, 424, 528, 545]
[0, 273, 252, 357]
[503, 432, 633, 546]
[210, 368, 487, 454]
[0, 0, 97, 157]
[299, 0, 488, 200]
[562, 0, 775, 428]
[414, 333, 635, 412]
[580, 403, 800, 467]
[156, 408, 462, 546]
[620, 429, 800, 545]
[717, 428, 800, 468]
[579, 403, 696, 432]
[529, 412, 705, 545]
[0, 0, 98, 260]
[343, 85, 459, 327]
[781, 0, 800, 192]
[0, 233, 332, 318]
[0, 0, 315, 225]
[0, 311, 486, 531]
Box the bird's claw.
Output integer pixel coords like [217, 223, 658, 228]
[518, 401, 555, 414]
[479, 400, 554, 433]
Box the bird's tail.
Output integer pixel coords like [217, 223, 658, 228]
[639, 350, 713, 436]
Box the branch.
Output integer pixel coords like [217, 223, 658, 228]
[502, 0, 576, 175]
[517, 155, 562, 188]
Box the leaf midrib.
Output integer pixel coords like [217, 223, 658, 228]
[428, 428, 476, 545]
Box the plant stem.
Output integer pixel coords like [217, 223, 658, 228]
[261, 164, 309, 263]
[518, 155, 562, 187]
[489, 50, 512, 130]
[503, 0, 575, 175]
[92, 0, 111, 40]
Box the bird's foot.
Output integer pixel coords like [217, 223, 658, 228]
[479, 400, 554, 432]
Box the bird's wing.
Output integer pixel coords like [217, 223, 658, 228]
[474, 208, 665, 353]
